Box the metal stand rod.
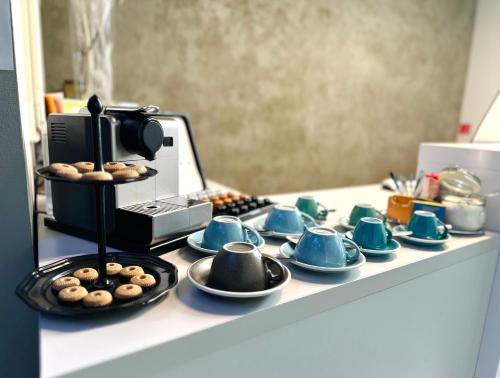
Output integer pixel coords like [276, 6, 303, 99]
[94, 183, 110, 288]
[87, 94, 112, 289]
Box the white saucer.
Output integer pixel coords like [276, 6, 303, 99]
[187, 255, 291, 298]
[338, 216, 355, 230]
[187, 229, 265, 255]
[393, 225, 452, 246]
[253, 216, 317, 239]
[279, 242, 366, 272]
[449, 229, 485, 236]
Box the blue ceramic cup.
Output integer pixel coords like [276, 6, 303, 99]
[264, 205, 316, 234]
[408, 210, 449, 240]
[294, 227, 360, 267]
[352, 217, 392, 250]
[201, 216, 260, 251]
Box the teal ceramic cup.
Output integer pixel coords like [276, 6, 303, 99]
[264, 205, 315, 234]
[201, 216, 260, 250]
[348, 204, 379, 226]
[295, 196, 328, 219]
[295, 227, 360, 267]
[408, 210, 449, 240]
[352, 217, 392, 250]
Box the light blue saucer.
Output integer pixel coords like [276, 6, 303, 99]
[279, 242, 366, 272]
[254, 215, 317, 239]
[393, 225, 451, 246]
[187, 229, 265, 255]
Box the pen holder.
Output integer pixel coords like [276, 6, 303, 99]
[386, 195, 414, 224]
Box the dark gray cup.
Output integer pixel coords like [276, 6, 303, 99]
[207, 242, 283, 292]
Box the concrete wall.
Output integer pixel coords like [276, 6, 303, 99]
[42, 0, 476, 194]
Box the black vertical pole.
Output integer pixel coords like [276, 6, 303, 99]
[87, 95, 111, 288]
[94, 184, 108, 288]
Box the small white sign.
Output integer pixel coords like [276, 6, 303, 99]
[0, 0, 14, 71]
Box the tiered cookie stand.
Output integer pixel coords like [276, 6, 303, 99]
[17, 95, 178, 315]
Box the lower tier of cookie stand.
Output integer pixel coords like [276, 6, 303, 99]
[16, 252, 178, 315]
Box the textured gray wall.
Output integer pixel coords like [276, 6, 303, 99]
[42, 0, 476, 194]
[0, 1, 38, 375]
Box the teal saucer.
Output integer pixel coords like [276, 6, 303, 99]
[253, 215, 317, 239]
[344, 231, 401, 255]
[358, 239, 401, 256]
[279, 242, 366, 272]
[393, 225, 451, 246]
[187, 229, 265, 255]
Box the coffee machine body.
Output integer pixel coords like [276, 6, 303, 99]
[46, 109, 212, 251]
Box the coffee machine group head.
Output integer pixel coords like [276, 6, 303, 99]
[107, 106, 166, 161]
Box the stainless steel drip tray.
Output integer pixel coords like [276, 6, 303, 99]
[115, 197, 212, 243]
[122, 200, 185, 217]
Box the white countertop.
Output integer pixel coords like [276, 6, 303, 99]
[38, 184, 500, 378]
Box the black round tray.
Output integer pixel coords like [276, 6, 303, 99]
[16, 253, 178, 316]
[36, 165, 158, 185]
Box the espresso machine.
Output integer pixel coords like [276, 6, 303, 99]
[44, 105, 212, 253]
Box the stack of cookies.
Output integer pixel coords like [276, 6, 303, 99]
[48, 161, 148, 182]
[52, 263, 157, 308]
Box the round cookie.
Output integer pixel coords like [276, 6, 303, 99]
[128, 164, 147, 174]
[73, 267, 99, 282]
[49, 163, 77, 174]
[56, 167, 82, 181]
[106, 262, 123, 276]
[52, 276, 80, 291]
[112, 169, 139, 180]
[83, 290, 113, 308]
[104, 162, 126, 172]
[81, 171, 113, 181]
[130, 274, 156, 288]
[73, 161, 94, 173]
[114, 284, 143, 300]
[119, 265, 144, 279]
[58, 286, 88, 302]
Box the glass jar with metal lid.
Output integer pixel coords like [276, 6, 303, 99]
[441, 193, 486, 232]
[439, 165, 482, 197]
[439, 166, 485, 231]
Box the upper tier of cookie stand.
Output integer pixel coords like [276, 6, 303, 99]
[36, 166, 158, 186]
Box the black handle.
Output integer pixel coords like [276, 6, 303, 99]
[87, 95, 105, 171]
[264, 259, 283, 287]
